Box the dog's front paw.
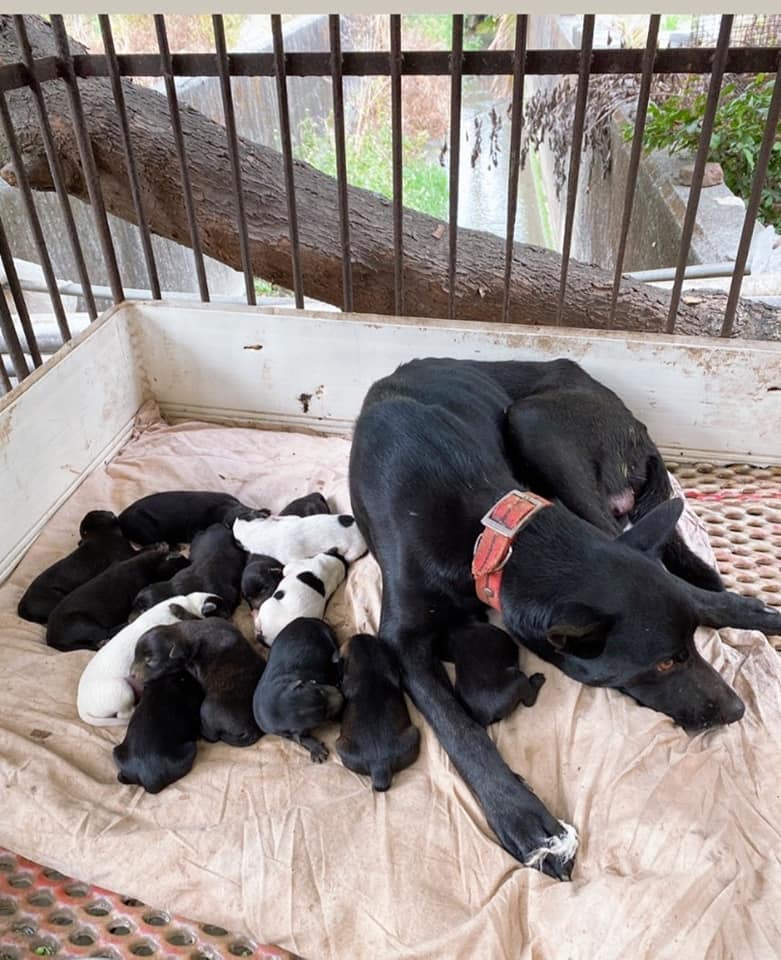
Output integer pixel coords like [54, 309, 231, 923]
[518, 672, 546, 707]
[308, 741, 329, 763]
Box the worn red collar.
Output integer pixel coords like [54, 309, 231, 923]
[471, 490, 551, 610]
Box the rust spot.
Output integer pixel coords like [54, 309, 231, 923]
[298, 392, 312, 413]
[243, 344, 263, 351]
[30, 729, 52, 740]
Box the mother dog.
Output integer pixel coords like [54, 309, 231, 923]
[349, 357, 781, 880]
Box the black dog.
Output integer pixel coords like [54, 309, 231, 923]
[118, 491, 268, 546]
[17, 510, 136, 624]
[45, 546, 188, 651]
[132, 523, 246, 618]
[439, 622, 545, 727]
[349, 357, 781, 879]
[280, 492, 331, 517]
[336, 633, 420, 791]
[253, 617, 344, 762]
[134, 618, 264, 747]
[113, 667, 203, 794]
[241, 554, 284, 613]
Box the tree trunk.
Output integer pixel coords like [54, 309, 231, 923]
[1, 15, 778, 340]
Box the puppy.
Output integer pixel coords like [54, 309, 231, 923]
[336, 634, 420, 791]
[441, 622, 546, 727]
[241, 554, 284, 613]
[135, 618, 264, 747]
[119, 491, 269, 546]
[280, 492, 331, 517]
[45, 546, 188, 652]
[253, 617, 344, 762]
[18, 511, 136, 624]
[233, 513, 367, 564]
[257, 550, 347, 645]
[132, 523, 246, 617]
[113, 667, 203, 794]
[77, 592, 219, 726]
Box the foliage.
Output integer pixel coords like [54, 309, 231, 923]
[636, 74, 781, 230]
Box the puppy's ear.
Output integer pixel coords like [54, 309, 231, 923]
[201, 595, 223, 616]
[169, 603, 199, 621]
[547, 602, 612, 660]
[617, 499, 684, 557]
[168, 642, 186, 660]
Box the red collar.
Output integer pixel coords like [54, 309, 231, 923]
[471, 490, 551, 610]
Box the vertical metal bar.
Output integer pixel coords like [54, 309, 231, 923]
[721, 60, 781, 337]
[447, 15, 464, 320]
[50, 14, 123, 306]
[12, 16, 97, 321]
[0, 354, 12, 395]
[0, 91, 71, 342]
[213, 15, 255, 306]
[556, 14, 594, 325]
[271, 14, 304, 309]
[0, 212, 41, 366]
[389, 14, 403, 317]
[608, 15, 660, 328]
[329, 14, 353, 312]
[666, 14, 733, 333]
[154, 14, 210, 303]
[99, 16, 161, 299]
[0, 274, 30, 381]
[502, 15, 529, 324]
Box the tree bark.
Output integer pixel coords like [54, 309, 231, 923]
[1, 15, 778, 340]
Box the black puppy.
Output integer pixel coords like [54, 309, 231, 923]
[280, 492, 331, 517]
[113, 666, 203, 794]
[241, 554, 284, 613]
[336, 633, 420, 791]
[45, 546, 188, 651]
[132, 523, 246, 617]
[118, 491, 269, 546]
[253, 617, 344, 762]
[349, 356, 781, 879]
[439, 622, 545, 727]
[18, 511, 136, 624]
[134, 618, 264, 747]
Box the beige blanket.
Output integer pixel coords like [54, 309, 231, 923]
[1, 414, 780, 960]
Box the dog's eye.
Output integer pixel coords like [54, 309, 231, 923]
[655, 658, 675, 673]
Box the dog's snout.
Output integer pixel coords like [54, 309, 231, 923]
[720, 693, 745, 725]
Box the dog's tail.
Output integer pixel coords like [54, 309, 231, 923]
[371, 762, 393, 792]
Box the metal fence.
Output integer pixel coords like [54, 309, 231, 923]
[1, 13, 781, 395]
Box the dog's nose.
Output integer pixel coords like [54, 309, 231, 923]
[720, 694, 745, 725]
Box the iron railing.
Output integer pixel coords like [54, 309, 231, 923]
[0, 13, 780, 395]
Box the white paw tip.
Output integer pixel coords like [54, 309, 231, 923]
[524, 820, 579, 869]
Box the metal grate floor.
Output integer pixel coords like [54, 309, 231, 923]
[2, 463, 780, 959]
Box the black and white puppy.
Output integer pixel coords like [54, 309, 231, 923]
[256, 551, 347, 644]
[336, 633, 420, 791]
[253, 617, 344, 762]
[241, 554, 285, 614]
[118, 491, 269, 546]
[439, 622, 546, 727]
[134, 618, 264, 747]
[113, 665, 203, 794]
[18, 510, 136, 624]
[280, 492, 331, 517]
[132, 523, 246, 618]
[45, 546, 188, 652]
[233, 513, 367, 564]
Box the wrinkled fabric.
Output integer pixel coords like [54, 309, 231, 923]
[1, 414, 779, 960]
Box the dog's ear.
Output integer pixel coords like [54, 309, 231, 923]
[169, 602, 200, 621]
[547, 602, 612, 660]
[617, 498, 684, 557]
[201, 595, 223, 616]
[168, 642, 185, 660]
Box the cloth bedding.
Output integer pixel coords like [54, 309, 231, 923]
[1, 410, 780, 960]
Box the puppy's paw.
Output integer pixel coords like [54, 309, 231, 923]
[518, 672, 546, 707]
[308, 741, 329, 763]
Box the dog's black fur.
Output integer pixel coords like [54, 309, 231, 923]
[118, 491, 269, 546]
[131, 523, 247, 617]
[349, 357, 781, 879]
[45, 546, 188, 651]
[134, 618, 264, 747]
[438, 622, 546, 726]
[241, 554, 285, 612]
[336, 633, 420, 790]
[17, 510, 137, 624]
[280, 492, 331, 517]
[253, 617, 344, 762]
[113, 665, 203, 794]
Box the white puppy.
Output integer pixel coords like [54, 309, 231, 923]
[233, 513, 367, 564]
[257, 552, 347, 644]
[76, 592, 219, 726]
